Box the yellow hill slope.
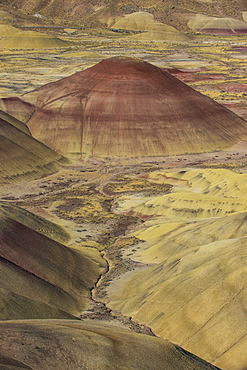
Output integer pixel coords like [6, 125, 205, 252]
[112, 12, 179, 32]
[0, 211, 106, 320]
[0, 30, 72, 49]
[106, 236, 246, 370]
[0, 109, 31, 135]
[0, 11, 14, 25]
[112, 12, 193, 42]
[0, 24, 19, 37]
[188, 14, 247, 34]
[0, 201, 69, 243]
[123, 168, 247, 220]
[129, 211, 247, 263]
[105, 168, 247, 370]
[0, 112, 68, 183]
[126, 30, 192, 42]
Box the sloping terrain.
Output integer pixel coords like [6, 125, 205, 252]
[0, 207, 106, 320]
[0, 30, 73, 49]
[126, 30, 193, 42]
[0, 10, 14, 24]
[0, 319, 221, 370]
[0, 24, 19, 37]
[3, 0, 247, 31]
[0, 109, 31, 135]
[111, 11, 193, 42]
[188, 14, 247, 34]
[1, 57, 247, 158]
[0, 201, 69, 243]
[103, 168, 247, 370]
[0, 111, 67, 182]
[111, 11, 183, 32]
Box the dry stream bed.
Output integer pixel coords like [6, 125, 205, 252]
[1, 152, 247, 337]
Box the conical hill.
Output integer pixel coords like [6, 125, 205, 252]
[1, 57, 247, 158]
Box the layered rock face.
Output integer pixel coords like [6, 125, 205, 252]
[0, 203, 106, 320]
[188, 14, 247, 34]
[0, 110, 67, 182]
[1, 57, 247, 158]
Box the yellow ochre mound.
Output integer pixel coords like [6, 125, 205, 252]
[112, 12, 179, 32]
[0, 30, 73, 49]
[126, 30, 193, 42]
[188, 14, 247, 34]
[112, 12, 192, 42]
[106, 168, 247, 370]
[0, 24, 19, 37]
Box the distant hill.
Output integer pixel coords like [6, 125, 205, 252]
[0, 29, 73, 49]
[1, 57, 247, 159]
[1, 0, 247, 31]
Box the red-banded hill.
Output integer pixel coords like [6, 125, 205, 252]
[1, 57, 247, 158]
[0, 204, 106, 320]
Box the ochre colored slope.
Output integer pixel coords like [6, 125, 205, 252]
[0, 24, 19, 37]
[0, 11, 14, 25]
[5, 0, 246, 32]
[0, 213, 106, 320]
[188, 14, 247, 34]
[121, 169, 247, 221]
[0, 109, 31, 135]
[0, 97, 34, 123]
[131, 211, 247, 263]
[112, 12, 193, 42]
[112, 11, 181, 32]
[107, 237, 246, 370]
[127, 30, 193, 42]
[2, 57, 247, 158]
[105, 168, 247, 370]
[0, 201, 69, 243]
[0, 319, 221, 370]
[0, 30, 73, 49]
[0, 114, 67, 182]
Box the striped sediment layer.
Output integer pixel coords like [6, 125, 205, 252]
[0, 110, 67, 182]
[188, 14, 247, 34]
[0, 206, 106, 320]
[1, 57, 247, 158]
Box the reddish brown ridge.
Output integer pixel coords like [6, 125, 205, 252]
[1, 57, 247, 158]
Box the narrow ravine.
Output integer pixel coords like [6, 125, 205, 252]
[80, 238, 156, 337]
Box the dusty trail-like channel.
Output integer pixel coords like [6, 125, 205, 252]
[0, 161, 163, 335]
[1, 152, 246, 337]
